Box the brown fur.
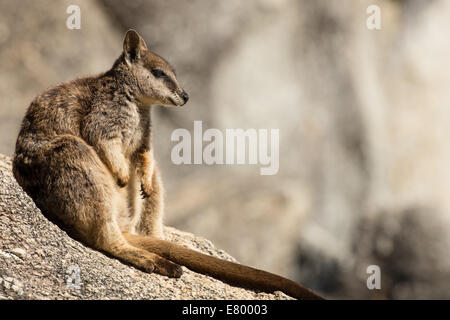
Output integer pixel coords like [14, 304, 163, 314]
[12, 30, 323, 299]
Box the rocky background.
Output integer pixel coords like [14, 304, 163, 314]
[1, 0, 450, 299]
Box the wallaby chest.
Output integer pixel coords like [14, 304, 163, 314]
[118, 101, 149, 157]
[83, 99, 150, 158]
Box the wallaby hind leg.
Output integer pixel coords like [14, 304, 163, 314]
[95, 222, 182, 278]
[136, 163, 164, 238]
[16, 134, 181, 278]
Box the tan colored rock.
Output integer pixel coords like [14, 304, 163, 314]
[0, 154, 289, 300]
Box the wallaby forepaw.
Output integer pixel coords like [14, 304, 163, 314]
[117, 175, 130, 188]
[140, 183, 152, 199]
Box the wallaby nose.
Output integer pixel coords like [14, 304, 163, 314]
[181, 91, 189, 104]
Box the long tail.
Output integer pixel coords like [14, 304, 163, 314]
[123, 232, 324, 300]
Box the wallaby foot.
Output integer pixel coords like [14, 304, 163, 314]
[100, 237, 182, 278]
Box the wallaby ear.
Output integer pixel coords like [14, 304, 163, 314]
[123, 29, 147, 64]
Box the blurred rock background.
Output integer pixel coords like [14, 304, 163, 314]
[1, 0, 450, 299]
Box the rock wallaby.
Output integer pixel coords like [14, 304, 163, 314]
[12, 30, 323, 300]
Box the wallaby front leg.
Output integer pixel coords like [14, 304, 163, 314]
[137, 149, 154, 198]
[99, 138, 130, 187]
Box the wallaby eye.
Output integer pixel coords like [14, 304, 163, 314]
[151, 69, 166, 78]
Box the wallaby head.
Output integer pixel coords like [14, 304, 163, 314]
[120, 29, 188, 107]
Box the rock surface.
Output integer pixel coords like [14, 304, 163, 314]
[0, 154, 289, 300]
